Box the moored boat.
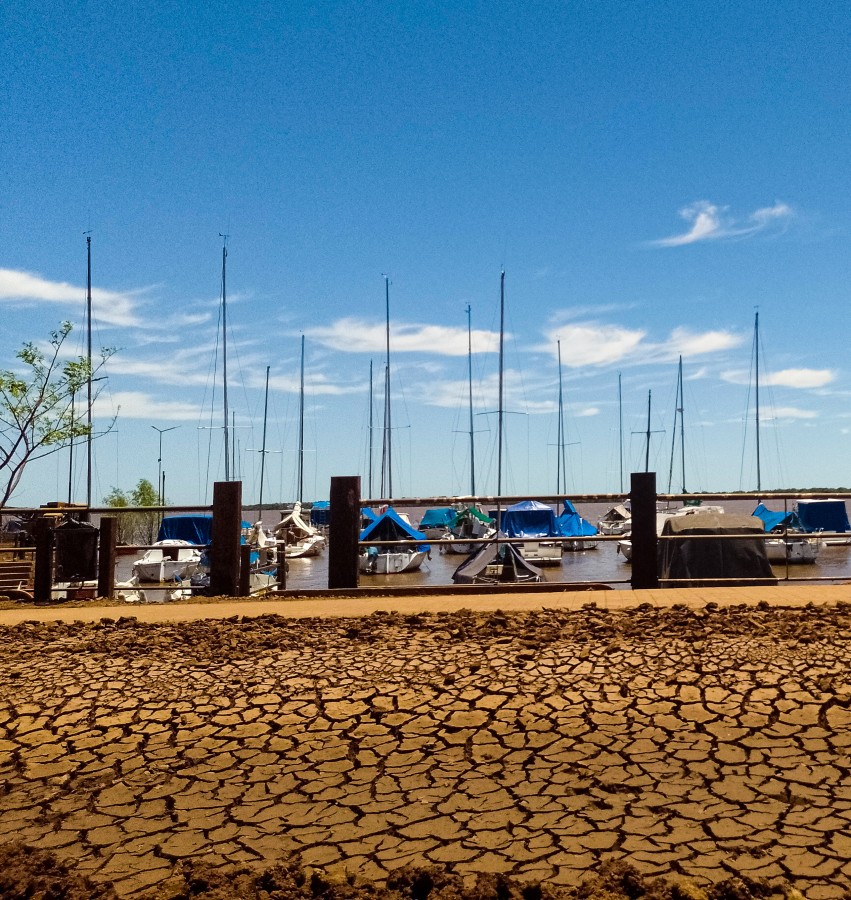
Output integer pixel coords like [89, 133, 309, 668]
[359, 508, 430, 574]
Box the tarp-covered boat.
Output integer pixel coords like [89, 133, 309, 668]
[752, 503, 822, 564]
[418, 507, 457, 539]
[557, 499, 598, 551]
[452, 536, 543, 584]
[795, 500, 851, 544]
[500, 500, 562, 564]
[597, 504, 631, 535]
[658, 512, 776, 587]
[444, 506, 495, 555]
[359, 508, 430, 574]
[274, 502, 326, 558]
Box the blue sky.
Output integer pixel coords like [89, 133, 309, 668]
[2, 0, 850, 507]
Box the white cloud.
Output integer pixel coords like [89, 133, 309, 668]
[92, 391, 200, 421]
[665, 327, 743, 357]
[305, 317, 500, 356]
[542, 323, 646, 366]
[721, 367, 835, 389]
[0, 267, 142, 327]
[649, 201, 793, 247]
[765, 407, 818, 420]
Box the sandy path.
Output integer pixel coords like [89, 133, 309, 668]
[2, 596, 851, 898]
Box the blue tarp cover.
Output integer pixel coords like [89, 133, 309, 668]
[360, 508, 429, 550]
[419, 507, 456, 529]
[310, 501, 330, 527]
[795, 500, 850, 534]
[501, 500, 559, 538]
[752, 503, 798, 532]
[157, 515, 213, 545]
[556, 510, 598, 537]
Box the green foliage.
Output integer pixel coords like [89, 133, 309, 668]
[0, 322, 115, 510]
[104, 479, 160, 545]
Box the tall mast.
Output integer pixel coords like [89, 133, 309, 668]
[381, 275, 392, 498]
[754, 311, 761, 494]
[645, 389, 652, 473]
[556, 340, 566, 494]
[368, 360, 374, 499]
[258, 366, 270, 514]
[466, 304, 475, 496]
[497, 270, 505, 497]
[298, 335, 305, 503]
[667, 356, 686, 493]
[220, 236, 230, 481]
[618, 373, 623, 493]
[86, 234, 92, 511]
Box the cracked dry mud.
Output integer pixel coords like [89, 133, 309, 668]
[1, 601, 851, 899]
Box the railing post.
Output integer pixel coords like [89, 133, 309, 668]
[210, 480, 242, 597]
[239, 544, 252, 597]
[97, 516, 117, 599]
[630, 471, 659, 589]
[33, 516, 54, 603]
[328, 476, 360, 589]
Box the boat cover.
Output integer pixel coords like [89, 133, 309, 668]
[452, 506, 493, 527]
[658, 512, 776, 587]
[310, 501, 330, 527]
[452, 537, 543, 584]
[419, 507, 457, 530]
[501, 500, 559, 538]
[359, 508, 429, 551]
[599, 504, 631, 523]
[557, 500, 598, 537]
[795, 500, 850, 534]
[752, 503, 799, 532]
[157, 515, 213, 545]
[54, 519, 99, 581]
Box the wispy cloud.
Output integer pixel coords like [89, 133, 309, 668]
[721, 367, 835, 389]
[648, 201, 793, 247]
[305, 318, 500, 356]
[0, 267, 142, 327]
[664, 327, 742, 357]
[767, 407, 818, 420]
[92, 391, 200, 421]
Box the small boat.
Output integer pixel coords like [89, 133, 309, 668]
[418, 507, 457, 540]
[557, 499, 598, 551]
[131, 540, 204, 583]
[443, 505, 496, 555]
[359, 507, 430, 574]
[616, 503, 726, 564]
[753, 503, 822, 564]
[500, 500, 563, 565]
[452, 535, 543, 584]
[794, 499, 851, 545]
[597, 504, 631, 535]
[273, 502, 326, 558]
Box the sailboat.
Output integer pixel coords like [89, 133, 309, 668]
[452, 272, 542, 584]
[746, 313, 824, 561]
[359, 277, 428, 575]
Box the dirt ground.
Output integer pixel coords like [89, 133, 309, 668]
[2, 599, 851, 900]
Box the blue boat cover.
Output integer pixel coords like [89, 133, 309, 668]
[501, 500, 559, 538]
[752, 503, 798, 532]
[360, 508, 429, 551]
[419, 507, 456, 529]
[310, 501, 330, 527]
[157, 515, 213, 545]
[795, 500, 850, 534]
[556, 502, 598, 538]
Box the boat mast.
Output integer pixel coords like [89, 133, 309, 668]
[556, 340, 566, 494]
[368, 360, 374, 499]
[86, 234, 92, 513]
[497, 270, 505, 497]
[298, 335, 305, 504]
[644, 389, 652, 473]
[381, 274, 392, 498]
[667, 356, 686, 493]
[258, 365, 270, 514]
[220, 235, 230, 481]
[466, 304, 475, 496]
[754, 310, 761, 494]
[618, 373, 623, 493]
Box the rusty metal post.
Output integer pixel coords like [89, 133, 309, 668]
[210, 480, 242, 597]
[239, 544, 252, 597]
[328, 476, 360, 589]
[630, 471, 659, 589]
[33, 516, 54, 603]
[97, 516, 117, 599]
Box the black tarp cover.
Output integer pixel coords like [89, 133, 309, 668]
[452, 537, 543, 584]
[658, 513, 776, 587]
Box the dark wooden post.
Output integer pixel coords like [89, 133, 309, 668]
[328, 476, 360, 589]
[97, 516, 117, 599]
[630, 471, 659, 589]
[239, 544, 252, 597]
[33, 516, 54, 604]
[210, 480, 242, 597]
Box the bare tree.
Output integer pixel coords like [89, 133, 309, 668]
[0, 322, 115, 510]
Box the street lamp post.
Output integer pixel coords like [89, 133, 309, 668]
[151, 425, 180, 507]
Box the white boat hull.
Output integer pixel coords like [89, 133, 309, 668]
[518, 541, 563, 565]
[131, 542, 203, 583]
[359, 549, 428, 574]
[766, 537, 822, 564]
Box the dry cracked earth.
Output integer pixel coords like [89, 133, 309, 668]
[1, 601, 851, 900]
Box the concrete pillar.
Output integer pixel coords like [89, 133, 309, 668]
[97, 516, 117, 599]
[328, 476, 360, 590]
[630, 471, 659, 590]
[210, 481, 241, 597]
